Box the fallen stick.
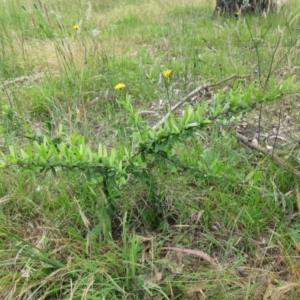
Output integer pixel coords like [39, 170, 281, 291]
[2, 73, 44, 88]
[236, 131, 300, 177]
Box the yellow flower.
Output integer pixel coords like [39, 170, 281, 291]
[73, 24, 79, 30]
[162, 69, 172, 77]
[114, 83, 126, 90]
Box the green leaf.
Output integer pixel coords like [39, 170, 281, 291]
[9, 145, 16, 159]
[67, 226, 85, 242]
[20, 149, 29, 160]
[185, 122, 199, 128]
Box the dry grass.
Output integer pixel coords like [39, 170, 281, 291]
[98, 0, 213, 25]
[2, 0, 212, 75]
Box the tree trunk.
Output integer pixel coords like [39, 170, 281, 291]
[215, 0, 277, 14]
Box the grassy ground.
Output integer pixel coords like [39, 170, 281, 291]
[1, 0, 300, 299]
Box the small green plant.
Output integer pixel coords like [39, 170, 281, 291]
[1, 78, 298, 232]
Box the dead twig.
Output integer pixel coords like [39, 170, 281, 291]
[236, 131, 300, 177]
[1, 73, 44, 88]
[152, 74, 242, 130]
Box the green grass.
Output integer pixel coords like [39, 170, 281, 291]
[1, 0, 300, 299]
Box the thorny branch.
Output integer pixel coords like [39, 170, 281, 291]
[152, 74, 242, 130]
